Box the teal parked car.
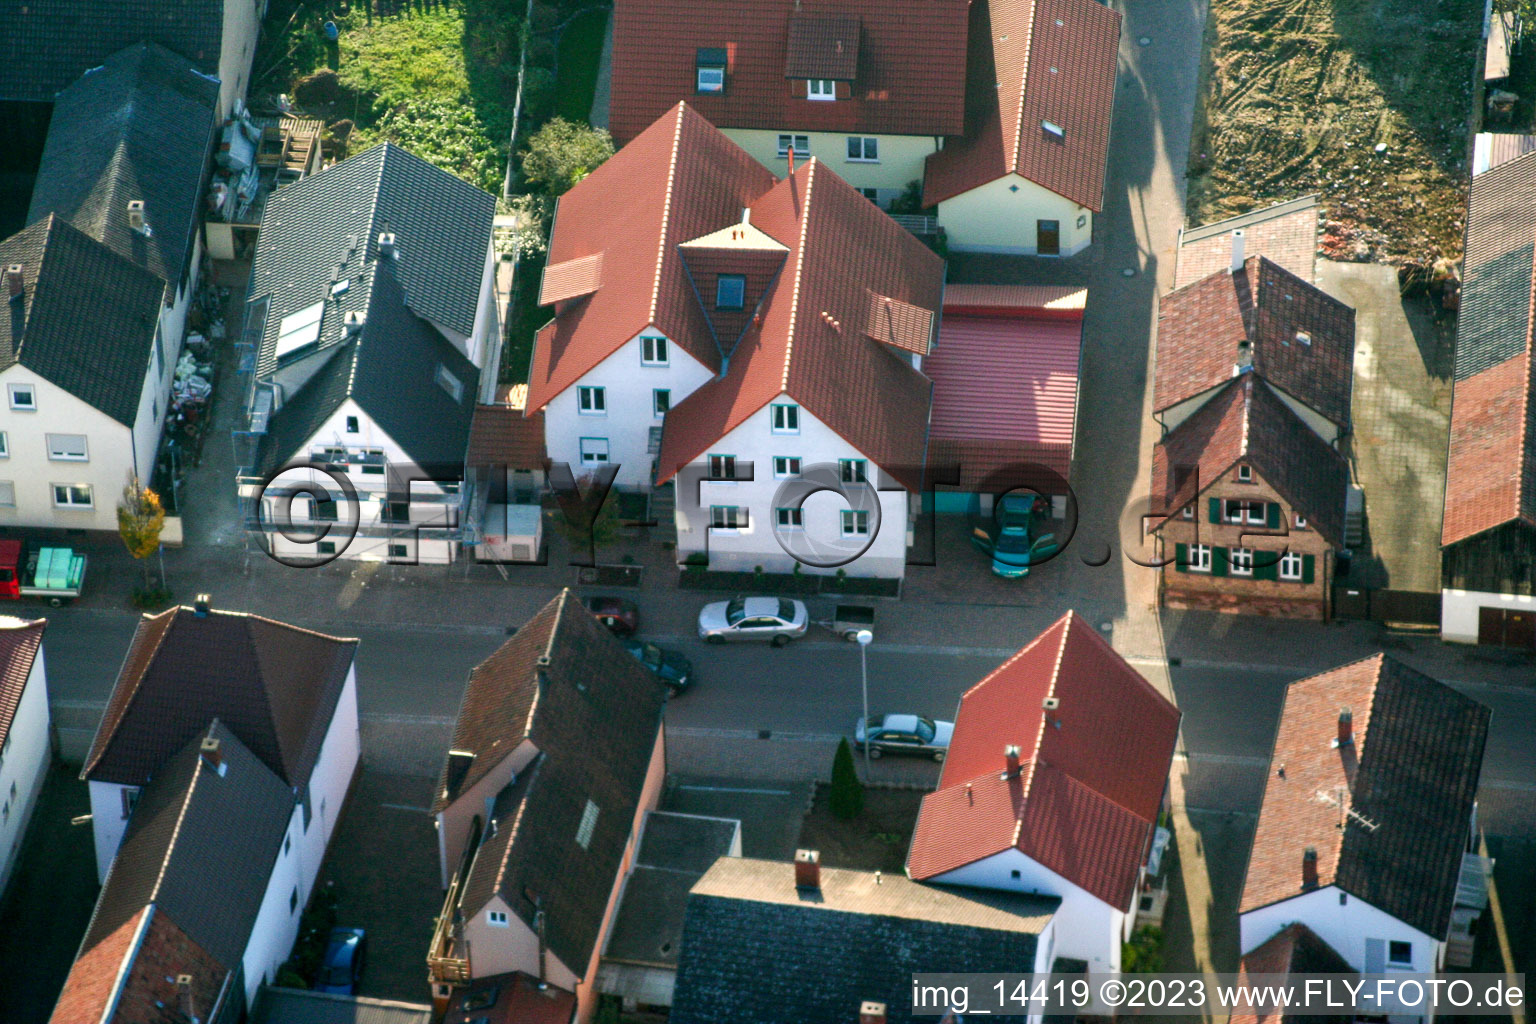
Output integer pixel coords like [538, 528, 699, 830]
[971, 493, 1059, 578]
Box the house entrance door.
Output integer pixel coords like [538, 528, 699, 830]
[1036, 220, 1061, 256]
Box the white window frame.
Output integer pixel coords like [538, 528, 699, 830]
[579, 438, 609, 466]
[808, 78, 836, 100]
[696, 65, 724, 93]
[1229, 547, 1254, 576]
[710, 505, 747, 531]
[846, 136, 879, 162]
[775, 507, 803, 529]
[841, 509, 870, 536]
[0, 431, 7, 458]
[435, 364, 464, 402]
[1279, 550, 1304, 581]
[777, 133, 810, 157]
[7, 384, 35, 411]
[1236, 463, 1252, 482]
[46, 434, 89, 461]
[577, 386, 606, 415]
[772, 456, 801, 478]
[653, 388, 670, 418]
[771, 404, 799, 434]
[0, 481, 14, 508]
[1293, 513, 1308, 530]
[1224, 499, 1265, 525]
[1188, 543, 1212, 572]
[708, 453, 737, 480]
[52, 483, 93, 509]
[839, 458, 867, 484]
[641, 335, 669, 366]
[488, 909, 510, 927]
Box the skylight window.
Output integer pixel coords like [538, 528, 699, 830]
[275, 302, 324, 361]
[435, 363, 464, 402]
[1042, 120, 1066, 141]
[575, 799, 599, 850]
[330, 278, 350, 297]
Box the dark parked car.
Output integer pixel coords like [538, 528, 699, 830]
[853, 714, 954, 761]
[316, 927, 366, 995]
[584, 595, 639, 635]
[624, 639, 693, 694]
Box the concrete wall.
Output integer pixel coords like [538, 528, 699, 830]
[1441, 588, 1536, 643]
[542, 329, 715, 491]
[930, 848, 1124, 972]
[721, 128, 936, 202]
[673, 396, 911, 578]
[936, 174, 1093, 256]
[1241, 886, 1441, 974]
[0, 642, 48, 895]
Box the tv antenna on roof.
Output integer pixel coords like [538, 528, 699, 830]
[1315, 785, 1379, 832]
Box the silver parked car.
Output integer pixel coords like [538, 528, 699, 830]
[854, 714, 954, 761]
[697, 596, 809, 646]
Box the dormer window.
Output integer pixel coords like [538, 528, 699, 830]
[1295, 331, 1312, 346]
[808, 78, 836, 100]
[697, 66, 724, 92]
[715, 274, 746, 310]
[1236, 464, 1252, 483]
[1042, 120, 1065, 141]
[696, 48, 727, 93]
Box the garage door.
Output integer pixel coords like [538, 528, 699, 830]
[1478, 607, 1536, 649]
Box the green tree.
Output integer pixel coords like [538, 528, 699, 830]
[1122, 926, 1164, 972]
[829, 737, 864, 819]
[117, 477, 165, 587]
[521, 116, 613, 195]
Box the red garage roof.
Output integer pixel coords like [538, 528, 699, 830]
[924, 295, 1082, 492]
[908, 612, 1180, 908]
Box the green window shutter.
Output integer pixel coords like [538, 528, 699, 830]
[1266, 502, 1281, 529]
[1302, 554, 1316, 584]
[1254, 551, 1278, 581]
[1175, 543, 1188, 573]
[1208, 497, 1221, 524]
[1211, 546, 1228, 577]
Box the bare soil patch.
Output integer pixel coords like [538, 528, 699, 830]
[797, 784, 927, 874]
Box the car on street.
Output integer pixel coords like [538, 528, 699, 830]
[316, 927, 367, 995]
[971, 493, 1058, 578]
[854, 714, 954, 761]
[697, 596, 808, 646]
[624, 638, 693, 694]
[584, 595, 639, 635]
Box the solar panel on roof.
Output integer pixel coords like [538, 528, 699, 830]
[275, 301, 324, 361]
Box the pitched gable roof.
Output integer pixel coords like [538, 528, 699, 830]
[50, 906, 228, 1024]
[1240, 656, 1490, 939]
[28, 42, 219, 289]
[670, 858, 1056, 1024]
[82, 605, 357, 788]
[609, 0, 970, 144]
[438, 591, 667, 975]
[1232, 924, 1353, 1024]
[1442, 149, 1536, 546]
[0, 214, 165, 426]
[907, 612, 1180, 908]
[0, 617, 45, 760]
[922, 0, 1120, 211]
[0, 0, 224, 103]
[1155, 256, 1356, 427]
[1151, 376, 1351, 545]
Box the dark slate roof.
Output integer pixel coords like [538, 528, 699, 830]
[1241, 656, 1491, 940]
[0, 0, 224, 103]
[82, 604, 358, 788]
[1459, 150, 1536, 381]
[443, 591, 668, 977]
[0, 617, 45, 762]
[604, 812, 741, 967]
[251, 988, 434, 1024]
[254, 265, 480, 475]
[27, 42, 218, 289]
[250, 142, 495, 378]
[670, 858, 1058, 1024]
[78, 720, 294, 971]
[0, 214, 164, 425]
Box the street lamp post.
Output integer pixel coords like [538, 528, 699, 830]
[855, 629, 873, 779]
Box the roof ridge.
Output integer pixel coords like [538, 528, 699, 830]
[1009, 0, 1039, 173]
[83, 607, 182, 778]
[648, 104, 688, 325]
[956, 611, 1072, 702]
[240, 612, 359, 646]
[780, 160, 819, 392]
[489, 753, 545, 900]
[147, 723, 215, 903]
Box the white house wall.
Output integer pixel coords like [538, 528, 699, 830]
[1441, 588, 1536, 643]
[543, 329, 715, 491]
[1240, 885, 1440, 973]
[464, 893, 582, 989]
[88, 780, 140, 884]
[0, 644, 49, 895]
[931, 848, 1125, 972]
[673, 396, 911, 578]
[217, 0, 266, 118]
[936, 175, 1093, 256]
[437, 740, 539, 889]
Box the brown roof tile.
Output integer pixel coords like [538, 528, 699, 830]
[609, 0, 969, 144]
[1231, 924, 1353, 1024]
[0, 617, 45, 760]
[82, 605, 357, 788]
[922, 0, 1119, 211]
[1240, 656, 1489, 939]
[1176, 197, 1320, 289]
[537, 252, 604, 305]
[467, 404, 547, 471]
[1155, 257, 1355, 427]
[1442, 352, 1536, 545]
[50, 908, 227, 1024]
[907, 612, 1180, 908]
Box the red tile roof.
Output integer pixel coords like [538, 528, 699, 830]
[907, 612, 1180, 908]
[50, 907, 227, 1024]
[1240, 656, 1489, 939]
[941, 283, 1086, 313]
[1150, 376, 1351, 546]
[1176, 196, 1320, 290]
[1231, 924, 1352, 1024]
[0, 616, 44, 762]
[609, 0, 970, 144]
[924, 308, 1082, 493]
[1442, 352, 1536, 545]
[444, 972, 577, 1024]
[1155, 256, 1356, 427]
[923, 0, 1120, 211]
[468, 403, 547, 471]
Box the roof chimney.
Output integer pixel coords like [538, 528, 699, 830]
[345, 310, 366, 336]
[1230, 228, 1246, 273]
[1302, 845, 1318, 889]
[5, 264, 22, 300]
[1333, 707, 1353, 748]
[794, 848, 820, 891]
[193, 594, 211, 617]
[127, 199, 151, 236]
[787, 144, 796, 177]
[1004, 744, 1021, 775]
[378, 231, 397, 258]
[176, 974, 196, 1021]
[200, 736, 225, 776]
[859, 1001, 887, 1024]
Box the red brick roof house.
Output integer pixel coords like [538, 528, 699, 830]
[1149, 244, 1356, 619]
[1440, 146, 1536, 648]
[906, 611, 1180, 972]
[527, 103, 943, 579]
[610, 0, 970, 207]
[1238, 655, 1491, 973]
